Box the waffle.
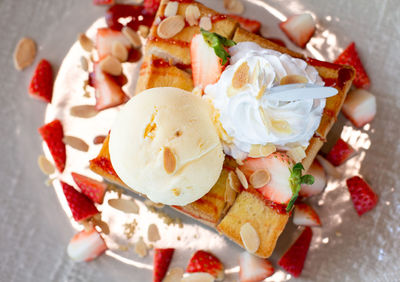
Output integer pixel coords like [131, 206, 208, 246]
[90, 1, 355, 257]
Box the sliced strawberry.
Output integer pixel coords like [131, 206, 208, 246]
[293, 203, 321, 227]
[71, 172, 108, 204]
[190, 33, 224, 92]
[334, 42, 370, 88]
[38, 119, 66, 172]
[29, 59, 53, 103]
[239, 252, 274, 282]
[346, 176, 378, 216]
[240, 152, 295, 204]
[278, 226, 313, 278]
[300, 159, 326, 197]
[186, 250, 224, 281]
[279, 13, 315, 48]
[93, 61, 129, 111]
[153, 248, 175, 282]
[228, 15, 261, 33]
[61, 181, 99, 222]
[93, 0, 114, 5]
[96, 28, 131, 60]
[67, 228, 107, 262]
[342, 89, 376, 128]
[325, 138, 355, 166]
[143, 0, 161, 15]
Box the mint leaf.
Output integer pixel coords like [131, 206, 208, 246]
[301, 175, 315, 185]
[286, 162, 314, 212]
[200, 28, 236, 65]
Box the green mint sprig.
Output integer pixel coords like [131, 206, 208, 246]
[286, 163, 314, 212]
[200, 28, 236, 65]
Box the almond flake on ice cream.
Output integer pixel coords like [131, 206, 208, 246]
[163, 146, 176, 174]
[63, 136, 89, 152]
[78, 33, 94, 52]
[232, 61, 250, 89]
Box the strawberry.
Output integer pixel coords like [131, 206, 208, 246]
[153, 248, 175, 282]
[228, 15, 261, 33]
[346, 176, 378, 216]
[186, 250, 224, 281]
[93, 61, 129, 111]
[279, 13, 315, 48]
[38, 119, 66, 172]
[60, 181, 99, 222]
[96, 28, 131, 60]
[300, 159, 326, 197]
[67, 228, 107, 262]
[293, 203, 321, 227]
[144, 0, 161, 15]
[342, 89, 376, 128]
[325, 138, 355, 166]
[239, 152, 295, 204]
[278, 226, 313, 278]
[71, 172, 108, 204]
[93, 0, 114, 5]
[239, 252, 274, 282]
[29, 59, 53, 103]
[334, 42, 370, 88]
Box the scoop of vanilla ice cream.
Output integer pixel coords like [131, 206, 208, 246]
[109, 87, 224, 206]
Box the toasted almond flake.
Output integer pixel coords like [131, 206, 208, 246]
[157, 15, 185, 39]
[70, 105, 98, 118]
[199, 16, 212, 31]
[232, 62, 250, 89]
[240, 222, 260, 253]
[122, 26, 142, 48]
[261, 144, 276, 156]
[249, 144, 276, 158]
[138, 25, 150, 38]
[235, 167, 248, 189]
[111, 41, 128, 62]
[249, 169, 270, 188]
[37, 155, 55, 175]
[185, 4, 201, 26]
[287, 146, 306, 163]
[181, 272, 215, 282]
[172, 188, 181, 196]
[80, 56, 89, 71]
[144, 199, 165, 209]
[225, 178, 237, 205]
[224, 0, 244, 15]
[13, 37, 36, 70]
[163, 267, 184, 282]
[108, 198, 139, 214]
[134, 237, 148, 257]
[63, 136, 89, 152]
[227, 171, 240, 192]
[147, 224, 161, 242]
[280, 74, 308, 85]
[163, 147, 176, 174]
[164, 1, 179, 17]
[93, 135, 107, 144]
[78, 33, 94, 52]
[99, 55, 122, 76]
[95, 220, 110, 235]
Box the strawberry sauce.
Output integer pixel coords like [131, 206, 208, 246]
[106, 4, 155, 31]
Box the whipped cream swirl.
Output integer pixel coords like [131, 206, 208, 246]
[205, 42, 336, 159]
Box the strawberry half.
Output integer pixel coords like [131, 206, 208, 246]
[228, 15, 261, 33]
[29, 59, 53, 103]
[186, 250, 224, 281]
[342, 89, 376, 128]
[61, 181, 99, 222]
[71, 172, 108, 204]
[279, 13, 315, 48]
[334, 42, 370, 89]
[346, 176, 378, 216]
[93, 0, 114, 5]
[67, 228, 107, 262]
[38, 119, 66, 172]
[300, 159, 326, 197]
[278, 226, 313, 278]
[96, 28, 131, 60]
[293, 203, 321, 227]
[325, 138, 355, 166]
[153, 248, 175, 282]
[239, 252, 274, 282]
[144, 0, 161, 15]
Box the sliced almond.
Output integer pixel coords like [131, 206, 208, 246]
[99, 55, 122, 76]
[147, 223, 161, 242]
[249, 169, 270, 188]
[37, 155, 55, 175]
[232, 62, 250, 89]
[181, 273, 215, 282]
[80, 56, 89, 71]
[134, 237, 148, 257]
[164, 1, 179, 18]
[108, 198, 139, 214]
[240, 222, 260, 253]
[144, 199, 164, 209]
[138, 25, 150, 38]
[95, 220, 110, 235]
[13, 37, 36, 70]
[70, 105, 98, 118]
[235, 167, 248, 189]
[111, 41, 128, 62]
[249, 144, 276, 158]
[280, 74, 308, 85]
[287, 146, 306, 163]
[227, 171, 240, 192]
[185, 4, 201, 26]
[63, 136, 89, 152]
[78, 33, 94, 52]
[199, 16, 212, 31]
[157, 15, 185, 39]
[122, 26, 142, 48]
[163, 147, 176, 174]
[163, 267, 184, 282]
[225, 178, 237, 205]
[224, 0, 244, 15]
